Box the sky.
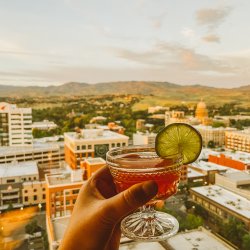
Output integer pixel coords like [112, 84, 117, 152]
[0, 0, 250, 88]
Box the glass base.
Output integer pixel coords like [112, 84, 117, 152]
[121, 211, 179, 241]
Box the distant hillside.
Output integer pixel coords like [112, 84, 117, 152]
[0, 81, 249, 106]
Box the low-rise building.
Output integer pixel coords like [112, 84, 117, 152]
[162, 227, 235, 250]
[133, 132, 157, 145]
[225, 129, 250, 153]
[215, 171, 250, 200]
[0, 161, 46, 210]
[194, 125, 236, 147]
[32, 120, 58, 131]
[80, 157, 106, 180]
[190, 185, 250, 230]
[64, 129, 128, 169]
[0, 137, 65, 173]
[189, 160, 237, 184]
[208, 151, 250, 171]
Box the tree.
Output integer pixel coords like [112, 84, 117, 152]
[242, 234, 250, 250]
[180, 214, 203, 230]
[207, 140, 215, 148]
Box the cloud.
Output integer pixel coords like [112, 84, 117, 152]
[115, 42, 237, 75]
[202, 34, 220, 43]
[181, 28, 196, 38]
[196, 6, 232, 29]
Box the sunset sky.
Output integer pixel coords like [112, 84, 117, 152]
[0, 0, 250, 88]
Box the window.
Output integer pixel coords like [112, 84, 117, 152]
[25, 196, 28, 202]
[42, 194, 46, 199]
[7, 179, 15, 183]
[34, 189, 37, 192]
[34, 177, 36, 180]
[82, 145, 86, 150]
[111, 143, 115, 147]
[72, 190, 79, 194]
[117, 143, 121, 147]
[34, 195, 37, 201]
[77, 146, 80, 150]
[42, 188, 46, 191]
[122, 143, 126, 146]
[88, 145, 92, 149]
[24, 190, 28, 193]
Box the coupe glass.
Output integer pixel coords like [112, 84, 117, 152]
[106, 145, 182, 241]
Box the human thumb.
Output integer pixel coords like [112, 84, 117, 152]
[104, 181, 158, 222]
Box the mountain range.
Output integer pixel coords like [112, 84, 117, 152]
[0, 81, 249, 105]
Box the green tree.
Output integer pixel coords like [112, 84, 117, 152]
[207, 140, 215, 148]
[242, 234, 250, 250]
[180, 213, 203, 230]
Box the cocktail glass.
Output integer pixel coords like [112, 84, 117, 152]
[106, 145, 182, 241]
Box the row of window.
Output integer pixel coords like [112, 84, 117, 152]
[76, 142, 127, 151]
[24, 194, 46, 202]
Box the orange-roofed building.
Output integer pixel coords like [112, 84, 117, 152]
[81, 157, 106, 180]
[208, 153, 250, 171]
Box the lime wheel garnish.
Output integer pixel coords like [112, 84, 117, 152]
[155, 123, 202, 164]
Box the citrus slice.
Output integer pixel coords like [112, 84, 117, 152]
[155, 123, 202, 164]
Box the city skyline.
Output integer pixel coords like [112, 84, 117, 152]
[0, 0, 250, 88]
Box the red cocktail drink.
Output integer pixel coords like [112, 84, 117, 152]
[106, 146, 183, 241]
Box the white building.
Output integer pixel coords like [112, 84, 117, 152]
[133, 132, 157, 145]
[190, 185, 250, 230]
[215, 171, 250, 200]
[163, 227, 234, 250]
[32, 120, 58, 131]
[0, 102, 32, 146]
[148, 106, 169, 114]
[0, 161, 46, 209]
[0, 136, 65, 170]
[194, 125, 236, 147]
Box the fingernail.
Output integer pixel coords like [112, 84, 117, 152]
[142, 181, 158, 197]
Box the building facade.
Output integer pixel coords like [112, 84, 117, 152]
[64, 129, 129, 169]
[133, 132, 157, 145]
[0, 102, 32, 146]
[194, 125, 236, 147]
[225, 130, 250, 153]
[190, 185, 250, 230]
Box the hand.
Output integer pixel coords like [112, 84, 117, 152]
[58, 166, 158, 250]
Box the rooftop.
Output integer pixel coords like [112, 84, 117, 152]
[45, 171, 85, 187]
[220, 171, 250, 182]
[0, 138, 64, 156]
[0, 161, 38, 178]
[64, 129, 129, 142]
[85, 157, 106, 165]
[191, 185, 250, 219]
[164, 227, 234, 250]
[190, 160, 237, 172]
[194, 125, 236, 131]
[187, 168, 206, 178]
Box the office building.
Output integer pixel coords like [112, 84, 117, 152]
[0, 161, 46, 210]
[190, 185, 250, 230]
[32, 120, 58, 131]
[194, 125, 236, 147]
[64, 129, 128, 169]
[225, 129, 250, 153]
[0, 137, 65, 173]
[0, 102, 32, 146]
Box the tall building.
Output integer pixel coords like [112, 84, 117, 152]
[0, 102, 32, 146]
[195, 100, 212, 125]
[225, 129, 250, 153]
[64, 129, 129, 169]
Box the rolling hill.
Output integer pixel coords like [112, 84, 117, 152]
[0, 81, 249, 106]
